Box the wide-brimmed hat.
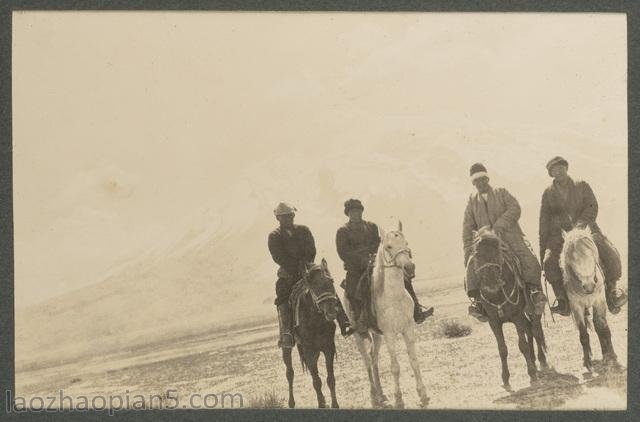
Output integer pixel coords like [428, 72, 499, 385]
[344, 198, 364, 216]
[273, 202, 296, 216]
[546, 156, 569, 176]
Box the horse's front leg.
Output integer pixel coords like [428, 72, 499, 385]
[402, 328, 429, 407]
[283, 347, 295, 408]
[383, 333, 404, 408]
[305, 348, 326, 408]
[488, 318, 510, 389]
[531, 316, 549, 370]
[371, 334, 389, 405]
[324, 349, 339, 408]
[514, 315, 538, 383]
[592, 301, 618, 366]
[572, 305, 593, 371]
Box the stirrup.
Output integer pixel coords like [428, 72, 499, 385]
[468, 304, 488, 322]
[414, 305, 434, 323]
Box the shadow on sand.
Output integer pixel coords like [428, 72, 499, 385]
[493, 360, 626, 410]
[493, 368, 582, 409]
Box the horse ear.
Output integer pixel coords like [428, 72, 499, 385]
[321, 258, 328, 269]
[561, 229, 567, 240]
[398, 220, 403, 232]
[585, 225, 592, 235]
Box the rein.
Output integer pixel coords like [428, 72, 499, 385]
[382, 246, 413, 278]
[302, 273, 337, 314]
[477, 259, 520, 318]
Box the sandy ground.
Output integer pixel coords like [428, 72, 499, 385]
[15, 284, 627, 410]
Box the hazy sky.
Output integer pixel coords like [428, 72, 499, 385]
[12, 12, 627, 306]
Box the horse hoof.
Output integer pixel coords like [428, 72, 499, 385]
[419, 396, 430, 408]
[288, 401, 295, 408]
[331, 402, 339, 409]
[502, 383, 513, 392]
[395, 400, 405, 409]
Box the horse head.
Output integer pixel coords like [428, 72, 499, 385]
[305, 258, 338, 322]
[473, 230, 505, 293]
[561, 226, 602, 295]
[380, 221, 415, 278]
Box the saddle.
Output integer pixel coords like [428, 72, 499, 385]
[340, 265, 382, 334]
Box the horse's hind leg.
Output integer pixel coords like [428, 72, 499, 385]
[305, 348, 326, 408]
[282, 348, 295, 408]
[489, 319, 510, 389]
[514, 316, 538, 383]
[402, 329, 429, 407]
[324, 349, 339, 408]
[592, 301, 617, 366]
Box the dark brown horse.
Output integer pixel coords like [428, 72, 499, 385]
[473, 233, 548, 390]
[282, 258, 340, 408]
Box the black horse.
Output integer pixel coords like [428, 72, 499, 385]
[473, 233, 548, 389]
[282, 258, 340, 408]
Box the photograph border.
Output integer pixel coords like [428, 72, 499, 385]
[0, 1, 637, 421]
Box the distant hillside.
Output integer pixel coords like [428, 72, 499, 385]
[15, 128, 627, 369]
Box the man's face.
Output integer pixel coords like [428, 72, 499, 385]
[472, 176, 491, 193]
[276, 213, 295, 226]
[348, 208, 363, 222]
[550, 164, 568, 179]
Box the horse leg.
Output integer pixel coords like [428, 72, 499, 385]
[282, 347, 295, 408]
[305, 348, 326, 408]
[371, 333, 389, 405]
[355, 333, 387, 408]
[488, 318, 510, 389]
[592, 301, 618, 366]
[324, 350, 339, 408]
[524, 319, 537, 371]
[531, 316, 549, 370]
[384, 334, 404, 408]
[514, 315, 538, 383]
[571, 305, 593, 371]
[402, 328, 429, 407]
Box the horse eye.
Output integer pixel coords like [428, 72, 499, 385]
[386, 245, 392, 249]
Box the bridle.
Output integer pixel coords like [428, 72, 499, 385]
[475, 258, 519, 317]
[303, 270, 337, 314]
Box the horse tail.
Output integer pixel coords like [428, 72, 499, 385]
[296, 343, 307, 374]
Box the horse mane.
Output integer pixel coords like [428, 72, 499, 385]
[372, 237, 385, 294]
[560, 228, 600, 277]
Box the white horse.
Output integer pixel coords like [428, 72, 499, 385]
[560, 226, 618, 371]
[344, 221, 429, 408]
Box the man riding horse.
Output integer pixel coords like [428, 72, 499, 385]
[268, 202, 353, 348]
[463, 163, 547, 321]
[336, 199, 433, 335]
[539, 156, 627, 316]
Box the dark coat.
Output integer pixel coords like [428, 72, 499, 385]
[268, 224, 316, 279]
[462, 187, 525, 265]
[336, 221, 380, 273]
[539, 177, 601, 258]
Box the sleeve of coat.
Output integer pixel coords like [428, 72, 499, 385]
[336, 227, 354, 264]
[493, 188, 521, 234]
[369, 222, 381, 255]
[303, 226, 317, 264]
[268, 231, 286, 267]
[462, 196, 477, 265]
[576, 181, 599, 227]
[539, 190, 551, 261]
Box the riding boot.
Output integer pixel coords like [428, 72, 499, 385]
[467, 289, 488, 322]
[605, 279, 627, 314]
[549, 281, 571, 316]
[276, 303, 294, 348]
[349, 298, 369, 335]
[335, 297, 355, 337]
[404, 277, 434, 323]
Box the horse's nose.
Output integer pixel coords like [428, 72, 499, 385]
[583, 282, 596, 294]
[405, 262, 416, 278]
